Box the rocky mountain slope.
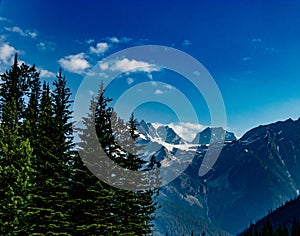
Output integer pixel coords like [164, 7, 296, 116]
[138, 118, 300, 235]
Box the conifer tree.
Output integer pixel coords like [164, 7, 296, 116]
[0, 121, 34, 234]
[29, 70, 74, 235]
[0, 54, 28, 124]
[23, 64, 41, 142]
[0, 54, 35, 234]
[75, 82, 160, 235]
[72, 85, 119, 235]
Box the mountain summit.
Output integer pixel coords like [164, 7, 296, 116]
[137, 120, 186, 145]
[191, 127, 237, 144]
[152, 118, 300, 235]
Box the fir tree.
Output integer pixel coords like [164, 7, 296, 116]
[29, 70, 74, 235]
[0, 54, 35, 234]
[72, 85, 119, 235]
[75, 82, 160, 235]
[0, 54, 29, 125]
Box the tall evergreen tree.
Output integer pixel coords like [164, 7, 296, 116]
[53, 68, 73, 157]
[0, 54, 35, 234]
[0, 54, 28, 124]
[29, 70, 74, 235]
[22, 64, 41, 141]
[0, 120, 34, 235]
[72, 85, 119, 235]
[75, 82, 160, 235]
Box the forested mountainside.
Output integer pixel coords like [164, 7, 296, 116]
[239, 195, 300, 235]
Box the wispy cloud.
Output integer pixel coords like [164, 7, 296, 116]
[5, 26, 38, 38]
[89, 42, 109, 55]
[127, 77, 134, 85]
[58, 53, 91, 74]
[0, 17, 10, 22]
[85, 38, 95, 44]
[164, 84, 174, 89]
[107, 36, 132, 44]
[242, 56, 252, 61]
[37, 41, 56, 51]
[100, 58, 160, 74]
[108, 37, 119, 43]
[154, 89, 164, 95]
[251, 38, 262, 43]
[182, 39, 192, 46]
[151, 82, 174, 91]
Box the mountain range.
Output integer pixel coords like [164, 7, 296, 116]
[136, 118, 300, 235]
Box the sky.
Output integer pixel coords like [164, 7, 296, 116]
[0, 0, 300, 138]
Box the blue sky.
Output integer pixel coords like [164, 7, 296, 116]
[0, 0, 300, 138]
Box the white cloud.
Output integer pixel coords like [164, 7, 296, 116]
[107, 36, 132, 44]
[58, 53, 91, 74]
[0, 35, 6, 41]
[154, 89, 164, 95]
[182, 39, 192, 46]
[101, 58, 160, 73]
[120, 37, 132, 43]
[109, 37, 119, 43]
[242, 56, 252, 61]
[127, 77, 134, 85]
[99, 72, 109, 78]
[5, 26, 38, 38]
[164, 84, 174, 89]
[89, 42, 109, 55]
[0, 17, 9, 22]
[37, 41, 56, 51]
[85, 38, 95, 44]
[251, 38, 262, 43]
[0, 43, 18, 64]
[28, 31, 38, 38]
[39, 68, 56, 78]
[168, 122, 206, 142]
[99, 62, 109, 70]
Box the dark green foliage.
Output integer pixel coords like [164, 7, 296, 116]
[241, 195, 300, 236]
[0, 54, 35, 234]
[0, 57, 159, 235]
[28, 70, 74, 235]
[75, 82, 159, 235]
[0, 125, 34, 235]
[0, 55, 29, 123]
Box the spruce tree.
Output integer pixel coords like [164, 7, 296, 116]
[22, 64, 41, 143]
[75, 82, 160, 235]
[29, 70, 74, 235]
[0, 54, 28, 124]
[72, 86, 119, 235]
[0, 121, 34, 235]
[0, 54, 35, 234]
